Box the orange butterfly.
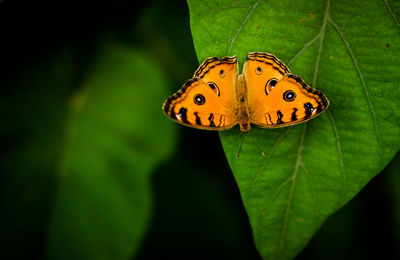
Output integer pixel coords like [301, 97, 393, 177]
[163, 52, 329, 132]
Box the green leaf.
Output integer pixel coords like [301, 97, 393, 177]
[46, 46, 176, 259]
[187, 0, 400, 259]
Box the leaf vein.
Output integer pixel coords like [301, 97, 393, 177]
[327, 111, 346, 202]
[312, 0, 330, 88]
[197, 4, 253, 18]
[384, 0, 400, 32]
[328, 16, 383, 159]
[251, 128, 293, 187]
[256, 175, 293, 242]
[226, 0, 261, 55]
[288, 33, 321, 67]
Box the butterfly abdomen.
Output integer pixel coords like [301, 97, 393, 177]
[236, 74, 251, 132]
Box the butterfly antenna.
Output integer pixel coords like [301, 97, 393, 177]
[247, 131, 266, 158]
[236, 132, 246, 159]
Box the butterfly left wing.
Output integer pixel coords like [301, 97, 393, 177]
[163, 78, 238, 130]
[163, 56, 239, 130]
[243, 52, 329, 128]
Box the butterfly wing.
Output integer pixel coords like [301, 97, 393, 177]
[163, 56, 239, 130]
[244, 52, 329, 128]
[243, 52, 290, 118]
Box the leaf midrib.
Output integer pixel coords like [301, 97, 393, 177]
[276, 1, 331, 258]
[277, 123, 307, 260]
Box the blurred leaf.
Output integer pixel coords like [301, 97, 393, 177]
[187, 0, 400, 259]
[45, 45, 176, 259]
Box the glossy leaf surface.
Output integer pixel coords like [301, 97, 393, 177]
[188, 0, 400, 259]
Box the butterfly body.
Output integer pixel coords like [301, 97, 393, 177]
[236, 74, 251, 132]
[163, 52, 329, 132]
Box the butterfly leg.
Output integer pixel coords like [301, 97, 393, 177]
[236, 131, 246, 159]
[246, 131, 266, 158]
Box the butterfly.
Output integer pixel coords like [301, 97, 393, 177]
[163, 52, 329, 132]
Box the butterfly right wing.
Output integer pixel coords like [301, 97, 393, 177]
[243, 52, 328, 128]
[243, 52, 291, 119]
